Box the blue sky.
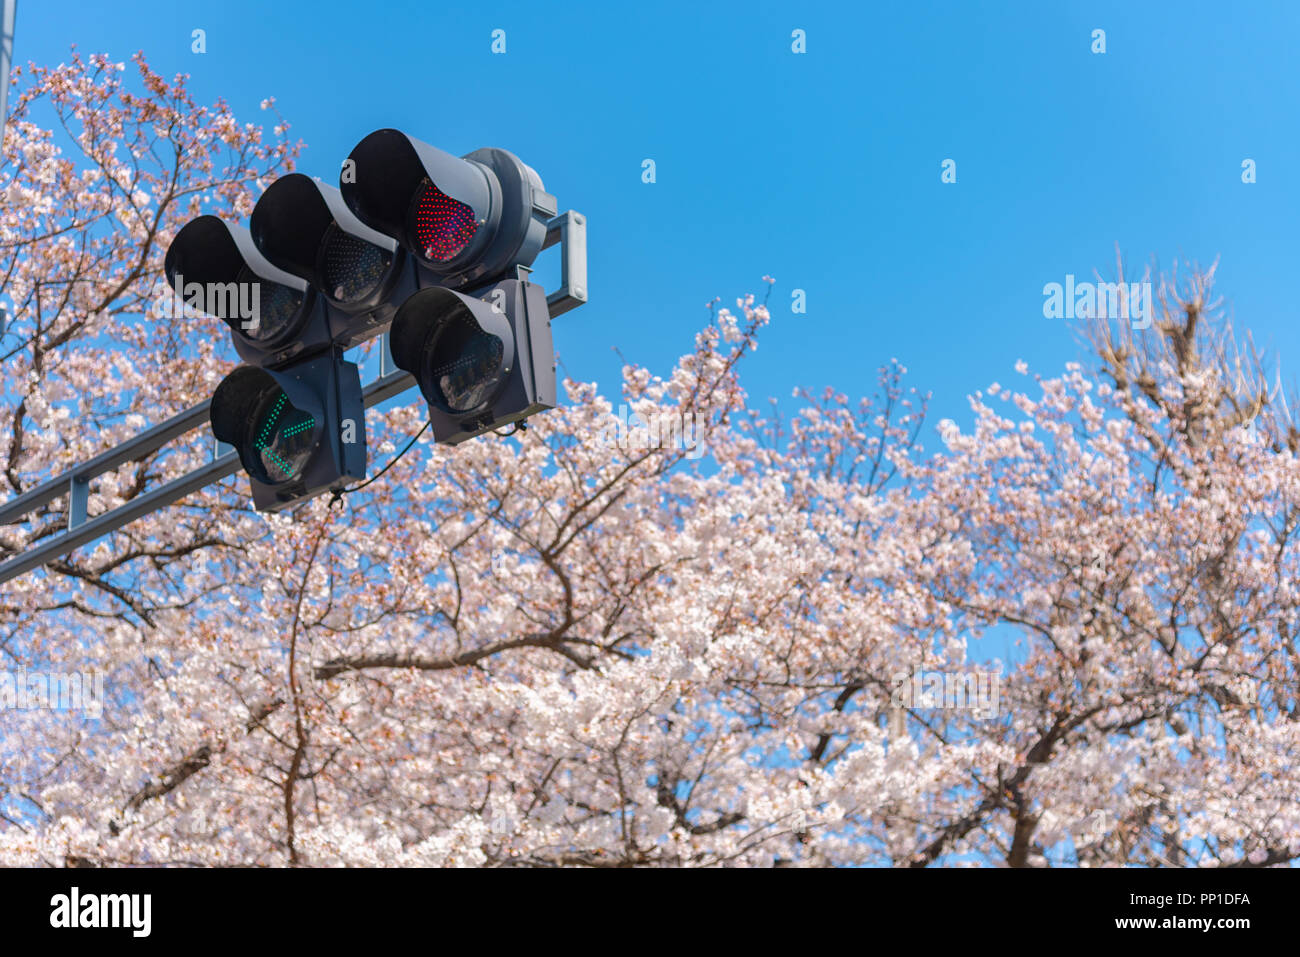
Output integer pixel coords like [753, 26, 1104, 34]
[16, 0, 1300, 435]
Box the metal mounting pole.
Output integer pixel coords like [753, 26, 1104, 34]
[0, 0, 15, 152]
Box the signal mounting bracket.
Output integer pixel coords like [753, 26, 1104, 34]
[541, 210, 587, 318]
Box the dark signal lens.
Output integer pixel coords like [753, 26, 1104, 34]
[410, 178, 477, 263]
[426, 313, 504, 413]
[235, 266, 304, 342]
[247, 386, 316, 484]
[320, 224, 393, 303]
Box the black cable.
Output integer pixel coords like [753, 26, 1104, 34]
[328, 417, 528, 508]
[329, 420, 430, 508]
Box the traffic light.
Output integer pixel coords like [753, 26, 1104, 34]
[164, 215, 326, 368]
[165, 128, 570, 512]
[208, 356, 365, 511]
[165, 215, 367, 512]
[339, 129, 554, 291]
[340, 129, 559, 443]
[389, 279, 556, 444]
[249, 172, 410, 351]
[205, 350, 368, 511]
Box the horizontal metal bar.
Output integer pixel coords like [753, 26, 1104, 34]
[0, 368, 419, 586]
[0, 400, 210, 526]
[541, 220, 561, 251]
[0, 370, 423, 531]
[0, 452, 241, 585]
[361, 368, 416, 407]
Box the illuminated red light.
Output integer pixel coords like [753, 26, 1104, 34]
[412, 179, 477, 263]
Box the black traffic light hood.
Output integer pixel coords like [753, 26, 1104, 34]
[250, 173, 401, 309]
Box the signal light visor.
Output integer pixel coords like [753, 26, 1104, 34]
[390, 287, 516, 418]
[211, 366, 325, 488]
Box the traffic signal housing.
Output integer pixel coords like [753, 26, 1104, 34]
[249, 173, 411, 351]
[166, 212, 370, 512]
[340, 129, 555, 292]
[341, 129, 559, 444]
[209, 355, 366, 512]
[166, 128, 579, 513]
[164, 215, 326, 369]
[389, 279, 556, 445]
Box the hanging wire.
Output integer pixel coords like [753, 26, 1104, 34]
[329, 420, 430, 508]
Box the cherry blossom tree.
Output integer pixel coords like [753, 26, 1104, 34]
[1, 53, 1297, 867]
